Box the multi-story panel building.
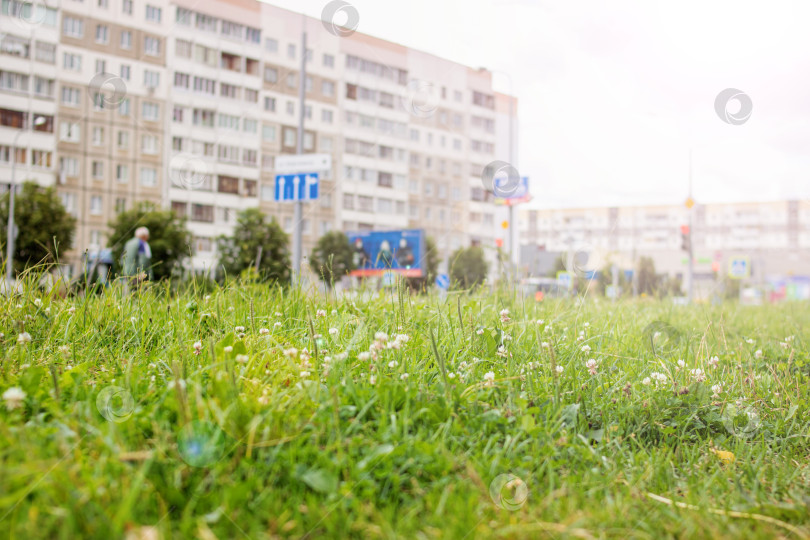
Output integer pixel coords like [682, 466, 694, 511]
[519, 200, 810, 293]
[0, 0, 518, 278]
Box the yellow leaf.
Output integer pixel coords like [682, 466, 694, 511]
[710, 448, 735, 465]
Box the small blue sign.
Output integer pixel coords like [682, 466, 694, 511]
[436, 274, 450, 289]
[495, 176, 529, 200]
[274, 173, 319, 202]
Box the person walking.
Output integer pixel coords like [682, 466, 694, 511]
[122, 227, 153, 289]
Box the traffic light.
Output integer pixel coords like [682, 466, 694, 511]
[680, 224, 691, 252]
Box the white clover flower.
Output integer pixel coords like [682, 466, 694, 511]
[746, 338, 755, 345]
[676, 359, 685, 369]
[536, 319, 544, 325]
[555, 365, 564, 374]
[386, 340, 401, 350]
[400, 373, 409, 380]
[193, 341, 202, 351]
[585, 358, 598, 375]
[786, 335, 795, 342]
[130, 316, 137, 323]
[711, 384, 723, 397]
[17, 332, 32, 345]
[651, 372, 667, 384]
[448, 372, 456, 379]
[483, 371, 495, 386]
[300, 348, 311, 362]
[754, 349, 763, 360]
[323, 356, 332, 364]
[283, 348, 298, 358]
[316, 309, 326, 318]
[374, 332, 389, 343]
[459, 361, 468, 370]
[236, 354, 249, 363]
[642, 377, 651, 386]
[68, 307, 76, 314]
[496, 345, 509, 358]
[3, 387, 27, 410]
[581, 345, 591, 353]
[690, 368, 706, 382]
[274, 321, 282, 329]
[223, 346, 233, 353]
[33, 298, 42, 307]
[204, 295, 211, 301]
[335, 352, 348, 361]
[329, 328, 338, 336]
[476, 328, 484, 335]
[541, 342, 550, 348]
[234, 326, 245, 333]
[259, 328, 270, 335]
[499, 309, 511, 323]
[780, 342, 789, 349]
[583, 322, 590, 328]
[388, 360, 398, 368]
[358, 352, 371, 361]
[228, 306, 235, 312]
[58, 345, 70, 354]
[274, 312, 282, 317]
[44, 307, 50, 315]
[395, 334, 410, 343]
[300, 370, 310, 378]
[708, 356, 719, 368]
[653, 331, 662, 340]
[369, 374, 377, 385]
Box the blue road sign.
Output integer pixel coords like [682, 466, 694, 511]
[436, 274, 450, 289]
[494, 176, 529, 200]
[274, 173, 319, 202]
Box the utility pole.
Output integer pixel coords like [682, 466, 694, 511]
[507, 94, 515, 272]
[292, 28, 307, 282]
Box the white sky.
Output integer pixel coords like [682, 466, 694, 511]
[264, 0, 810, 209]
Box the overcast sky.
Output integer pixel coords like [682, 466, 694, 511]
[265, 0, 810, 209]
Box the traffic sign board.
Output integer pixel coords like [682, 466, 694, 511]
[436, 274, 449, 289]
[274, 173, 319, 202]
[275, 153, 331, 173]
[728, 257, 750, 279]
[685, 197, 695, 209]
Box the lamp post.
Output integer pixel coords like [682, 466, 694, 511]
[6, 114, 47, 284]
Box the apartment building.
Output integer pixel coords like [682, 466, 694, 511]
[0, 0, 518, 277]
[519, 200, 810, 288]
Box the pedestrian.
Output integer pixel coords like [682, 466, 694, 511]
[122, 227, 153, 289]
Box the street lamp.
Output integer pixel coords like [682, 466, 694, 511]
[5, 114, 47, 285]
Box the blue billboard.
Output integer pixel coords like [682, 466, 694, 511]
[346, 229, 425, 277]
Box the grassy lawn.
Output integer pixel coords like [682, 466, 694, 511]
[1, 282, 809, 539]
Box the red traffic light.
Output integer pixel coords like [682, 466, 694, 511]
[680, 224, 690, 235]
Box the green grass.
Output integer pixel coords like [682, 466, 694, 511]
[1, 280, 809, 539]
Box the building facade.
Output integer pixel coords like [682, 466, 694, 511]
[0, 0, 518, 278]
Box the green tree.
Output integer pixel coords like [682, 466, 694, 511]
[309, 231, 354, 286]
[107, 202, 191, 281]
[0, 181, 76, 274]
[449, 246, 488, 290]
[637, 256, 659, 296]
[216, 208, 289, 283]
[407, 236, 441, 292]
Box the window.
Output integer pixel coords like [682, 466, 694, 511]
[176, 7, 191, 24]
[95, 25, 108, 44]
[92, 127, 104, 145]
[323, 53, 334, 67]
[244, 89, 258, 103]
[175, 39, 191, 58]
[321, 109, 333, 123]
[60, 193, 77, 215]
[454, 90, 462, 102]
[243, 149, 257, 165]
[143, 70, 159, 88]
[116, 164, 128, 182]
[122, 0, 132, 14]
[141, 134, 158, 154]
[31, 150, 51, 168]
[192, 108, 215, 127]
[218, 113, 239, 130]
[320, 137, 333, 152]
[346, 83, 357, 100]
[35, 42, 56, 64]
[92, 161, 104, 179]
[286, 101, 294, 116]
[378, 198, 392, 213]
[118, 98, 130, 116]
[245, 28, 260, 44]
[321, 80, 334, 97]
[0, 71, 28, 93]
[144, 36, 161, 56]
[342, 193, 354, 210]
[193, 76, 215, 94]
[115, 198, 126, 213]
[195, 13, 217, 32]
[59, 157, 79, 177]
[120, 30, 132, 49]
[140, 167, 157, 186]
[286, 73, 296, 89]
[117, 130, 129, 148]
[220, 83, 238, 99]
[265, 38, 278, 52]
[244, 179, 257, 196]
[95, 59, 106, 74]
[194, 237, 212, 253]
[145, 4, 161, 22]
[59, 122, 80, 142]
[174, 72, 189, 89]
[263, 66, 278, 84]
[243, 118, 257, 133]
[90, 196, 103, 215]
[0, 34, 29, 59]
[142, 102, 159, 121]
[222, 21, 243, 40]
[218, 175, 239, 194]
[358, 196, 373, 212]
[63, 16, 84, 38]
[305, 105, 312, 119]
[120, 64, 130, 81]
[264, 96, 276, 112]
[63, 52, 81, 71]
[287, 43, 295, 59]
[396, 201, 406, 215]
